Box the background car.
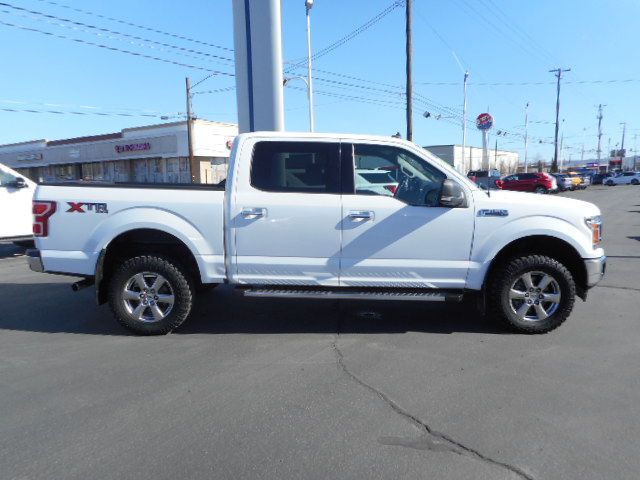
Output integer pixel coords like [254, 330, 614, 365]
[355, 169, 399, 196]
[500, 172, 557, 194]
[579, 174, 591, 189]
[0, 162, 36, 243]
[592, 172, 614, 185]
[565, 172, 584, 190]
[467, 169, 503, 190]
[605, 171, 640, 186]
[550, 173, 573, 191]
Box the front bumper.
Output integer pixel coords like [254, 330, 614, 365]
[26, 248, 44, 273]
[584, 255, 606, 287]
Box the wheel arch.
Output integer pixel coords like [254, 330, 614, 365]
[96, 228, 201, 305]
[483, 235, 588, 300]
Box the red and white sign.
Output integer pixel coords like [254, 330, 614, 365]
[476, 113, 493, 131]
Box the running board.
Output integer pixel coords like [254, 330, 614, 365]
[242, 287, 463, 302]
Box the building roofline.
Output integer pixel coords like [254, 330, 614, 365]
[0, 139, 48, 148]
[47, 132, 123, 147]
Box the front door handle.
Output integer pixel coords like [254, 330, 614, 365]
[241, 207, 267, 219]
[348, 210, 374, 221]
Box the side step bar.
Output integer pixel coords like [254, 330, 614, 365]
[242, 288, 463, 302]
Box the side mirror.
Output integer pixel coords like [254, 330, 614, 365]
[10, 177, 28, 189]
[440, 179, 466, 208]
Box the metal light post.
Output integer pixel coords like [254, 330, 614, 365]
[524, 102, 529, 172]
[305, 0, 315, 132]
[462, 71, 469, 174]
[283, 76, 313, 132]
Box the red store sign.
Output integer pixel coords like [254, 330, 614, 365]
[115, 142, 151, 154]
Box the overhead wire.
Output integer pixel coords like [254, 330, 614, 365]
[0, 19, 235, 75]
[33, 0, 233, 52]
[0, 2, 235, 65]
[286, 0, 403, 71]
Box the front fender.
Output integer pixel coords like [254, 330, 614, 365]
[466, 215, 595, 290]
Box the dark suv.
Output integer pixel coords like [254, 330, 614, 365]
[467, 169, 502, 189]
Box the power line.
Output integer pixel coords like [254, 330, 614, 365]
[33, 0, 233, 52]
[0, 20, 235, 75]
[0, 2, 235, 64]
[0, 107, 162, 118]
[0, 98, 169, 115]
[287, 1, 402, 71]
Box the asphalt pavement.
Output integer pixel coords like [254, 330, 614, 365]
[1, 185, 638, 480]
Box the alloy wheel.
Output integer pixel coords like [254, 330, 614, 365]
[509, 271, 561, 322]
[122, 272, 175, 323]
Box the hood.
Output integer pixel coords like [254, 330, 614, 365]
[474, 189, 601, 219]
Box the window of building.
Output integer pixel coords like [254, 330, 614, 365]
[250, 141, 340, 194]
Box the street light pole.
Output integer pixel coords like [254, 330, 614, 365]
[524, 102, 529, 172]
[305, 0, 315, 132]
[461, 71, 469, 173]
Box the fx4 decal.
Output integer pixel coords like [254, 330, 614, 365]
[67, 202, 109, 214]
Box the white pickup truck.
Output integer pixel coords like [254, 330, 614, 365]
[27, 132, 606, 334]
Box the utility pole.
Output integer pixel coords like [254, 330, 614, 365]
[559, 131, 564, 171]
[461, 70, 469, 173]
[596, 104, 604, 162]
[549, 67, 571, 172]
[185, 77, 195, 182]
[524, 102, 529, 172]
[405, 0, 413, 141]
[620, 122, 627, 169]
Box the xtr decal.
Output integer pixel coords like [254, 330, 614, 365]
[66, 202, 109, 214]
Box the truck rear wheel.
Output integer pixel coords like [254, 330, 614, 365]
[488, 255, 575, 334]
[108, 255, 194, 335]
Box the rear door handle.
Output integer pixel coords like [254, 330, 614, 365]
[241, 207, 267, 219]
[348, 210, 374, 221]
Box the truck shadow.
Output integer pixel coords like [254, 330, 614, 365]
[0, 283, 508, 336]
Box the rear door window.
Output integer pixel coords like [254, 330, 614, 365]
[250, 141, 340, 194]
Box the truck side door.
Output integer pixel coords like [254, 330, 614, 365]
[230, 139, 342, 286]
[339, 142, 475, 289]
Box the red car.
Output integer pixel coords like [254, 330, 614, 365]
[500, 172, 557, 194]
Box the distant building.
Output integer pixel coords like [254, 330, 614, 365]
[0, 119, 238, 184]
[423, 144, 519, 174]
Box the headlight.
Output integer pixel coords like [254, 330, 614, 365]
[585, 216, 602, 248]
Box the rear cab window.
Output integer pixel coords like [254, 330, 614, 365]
[250, 141, 341, 194]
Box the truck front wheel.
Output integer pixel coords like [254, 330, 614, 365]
[488, 255, 576, 334]
[108, 255, 194, 335]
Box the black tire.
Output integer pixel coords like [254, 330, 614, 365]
[108, 255, 194, 335]
[534, 185, 547, 194]
[631, 179, 639, 185]
[606, 180, 614, 186]
[488, 255, 576, 334]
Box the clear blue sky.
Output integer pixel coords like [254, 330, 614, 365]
[1, 0, 639, 163]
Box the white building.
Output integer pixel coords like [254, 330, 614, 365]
[423, 144, 520, 174]
[0, 119, 238, 184]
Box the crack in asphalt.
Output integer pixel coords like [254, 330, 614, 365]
[331, 318, 535, 479]
[597, 284, 640, 292]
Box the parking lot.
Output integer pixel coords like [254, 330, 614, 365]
[1, 185, 638, 480]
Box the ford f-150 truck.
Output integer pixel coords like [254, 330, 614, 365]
[27, 132, 606, 335]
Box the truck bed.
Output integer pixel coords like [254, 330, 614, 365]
[34, 182, 226, 282]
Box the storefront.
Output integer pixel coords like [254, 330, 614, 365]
[0, 119, 237, 184]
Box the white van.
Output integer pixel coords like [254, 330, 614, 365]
[0, 163, 35, 242]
